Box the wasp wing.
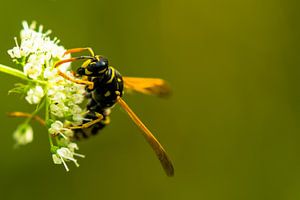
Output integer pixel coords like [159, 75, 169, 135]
[123, 77, 171, 97]
[117, 96, 174, 177]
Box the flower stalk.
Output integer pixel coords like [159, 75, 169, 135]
[0, 64, 46, 85]
[0, 64, 27, 80]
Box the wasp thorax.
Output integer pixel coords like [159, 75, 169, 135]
[87, 57, 109, 74]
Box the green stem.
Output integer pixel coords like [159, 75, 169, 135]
[24, 98, 46, 124]
[0, 64, 46, 85]
[0, 64, 27, 80]
[45, 96, 49, 122]
[49, 133, 54, 147]
[45, 96, 54, 147]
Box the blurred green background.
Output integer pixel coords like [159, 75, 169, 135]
[0, 0, 299, 199]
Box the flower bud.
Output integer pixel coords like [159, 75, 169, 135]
[13, 124, 33, 146]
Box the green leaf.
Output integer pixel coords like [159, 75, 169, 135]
[8, 83, 28, 95]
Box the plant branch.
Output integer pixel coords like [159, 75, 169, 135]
[0, 64, 46, 85]
[0, 64, 27, 80]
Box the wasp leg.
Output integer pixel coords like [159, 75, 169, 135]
[57, 70, 94, 90]
[8, 112, 45, 126]
[116, 96, 174, 177]
[54, 56, 95, 89]
[70, 112, 104, 130]
[63, 47, 95, 57]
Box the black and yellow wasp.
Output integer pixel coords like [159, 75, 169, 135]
[52, 47, 174, 176]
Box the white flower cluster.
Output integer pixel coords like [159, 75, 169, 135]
[8, 22, 66, 78]
[48, 75, 85, 122]
[8, 21, 86, 171]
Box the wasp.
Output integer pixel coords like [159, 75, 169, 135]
[52, 47, 174, 176]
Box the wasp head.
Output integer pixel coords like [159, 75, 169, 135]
[86, 56, 109, 74]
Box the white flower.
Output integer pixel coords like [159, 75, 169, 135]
[71, 93, 84, 104]
[49, 103, 64, 118]
[72, 114, 84, 123]
[43, 67, 57, 79]
[48, 120, 64, 134]
[23, 62, 42, 79]
[68, 143, 79, 152]
[25, 85, 44, 104]
[7, 46, 22, 59]
[13, 124, 33, 146]
[52, 154, 63, 164]
[49, 102, 69, 118]
[70, 104, 82, 114]
[63, 128, 74, 138]
[7, 37, 28, 58]
[48, 120, 73, 139]
[27, 54, 45, 65]
[52, 146, 85, 171]
[51, 91, 66, 102]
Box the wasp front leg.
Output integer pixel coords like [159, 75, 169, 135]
[57, 70, 94, 90]
[116, 96, 174, 177]
[54, 56, 95, 90]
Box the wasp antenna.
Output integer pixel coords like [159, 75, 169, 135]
[63, 47, 95, 57]
[54, 56, 94, 68]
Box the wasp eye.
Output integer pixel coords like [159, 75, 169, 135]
[98, 57, 109, 68]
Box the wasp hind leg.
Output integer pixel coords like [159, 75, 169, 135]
[8, 112, 45, 126]
[115, 96, 174, 177]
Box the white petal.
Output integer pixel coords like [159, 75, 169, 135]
[52, 154, 62, 164]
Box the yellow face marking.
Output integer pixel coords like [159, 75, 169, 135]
[98, 68, 107, 74]
[106, 67, 115, 83]
[117, 78, 122, 82]
[82, 59, 92, 68]
[85, 68, 93, 75]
